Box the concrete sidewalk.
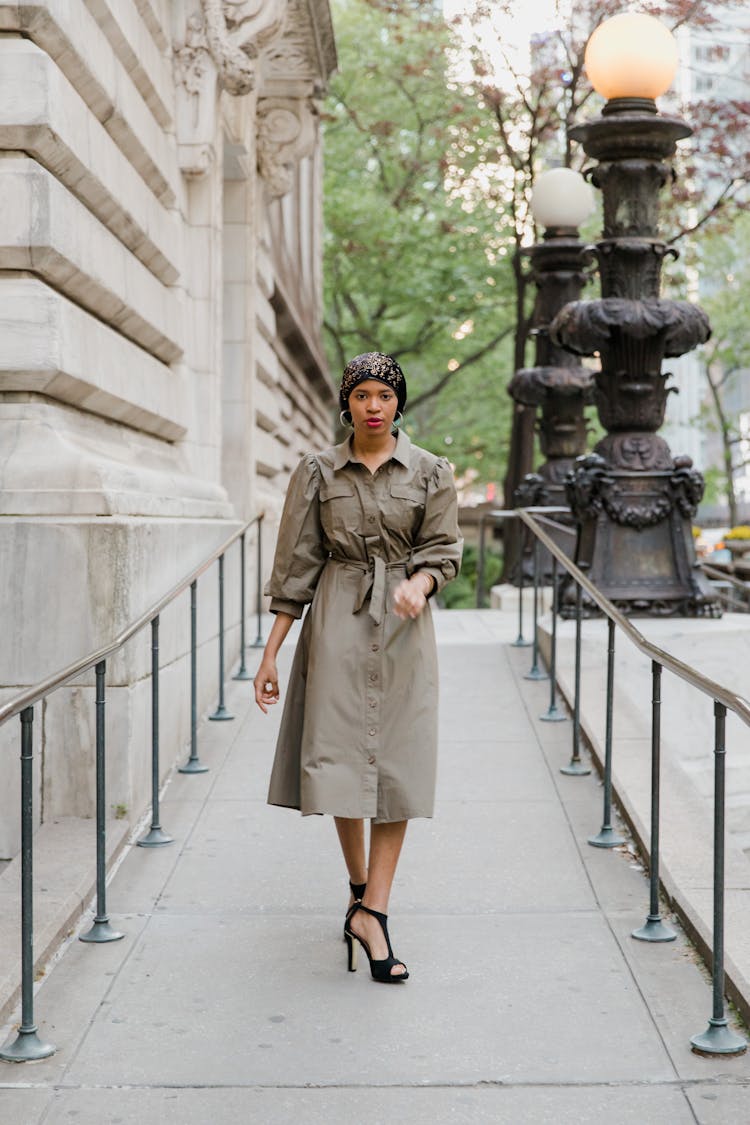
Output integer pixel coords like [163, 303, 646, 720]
[2, 609, 750, 1123]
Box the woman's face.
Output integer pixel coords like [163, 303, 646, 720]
[348, 379, 398, 436]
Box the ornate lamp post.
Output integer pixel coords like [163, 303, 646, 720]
[511, 169, 596, 568]
[551, 13, 718, 617]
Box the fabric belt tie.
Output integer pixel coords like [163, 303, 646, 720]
[329, 543, 410, 626]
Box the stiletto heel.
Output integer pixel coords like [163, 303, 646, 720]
[344, 902, 409, 983]
[345, 932, 358, 972]
[343, 879, 367, 941]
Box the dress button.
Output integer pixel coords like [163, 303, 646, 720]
[369, 699, 376, 708]
[368, 755, 376, 765]
[369, 673, 377, 682]
[371, 643, 379, 652]
[368, 728, 376, 737]
[367, 515, 375, 523]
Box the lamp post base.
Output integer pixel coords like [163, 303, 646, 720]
[562, 455, 720, 620]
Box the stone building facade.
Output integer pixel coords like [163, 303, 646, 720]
[0, 0, 336, 858]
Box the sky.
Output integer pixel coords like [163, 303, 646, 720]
[443, 0, 562, 86]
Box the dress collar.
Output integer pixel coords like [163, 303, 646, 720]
[332, 428, 412, 471]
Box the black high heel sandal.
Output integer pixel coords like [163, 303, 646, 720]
[344, 902, 409, 983]
[343, 880, 367, 940]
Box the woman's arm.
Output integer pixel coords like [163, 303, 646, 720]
[265, 454, 326, 619]
[392, 458, 462, 619]
[253, 611, 295, 713]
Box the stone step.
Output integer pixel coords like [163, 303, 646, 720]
[0, 815, 129, 1024]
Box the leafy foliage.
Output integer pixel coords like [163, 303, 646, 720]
[323, 0, 750, 494]
[439, 543, 503, 609]
[450, 0, 750, 500]
[323, 0, 517, 483]
[697, 211, 750, 523]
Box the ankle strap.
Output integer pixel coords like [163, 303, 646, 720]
[349, 880, 366, 900]
[351, 902, 387, 925]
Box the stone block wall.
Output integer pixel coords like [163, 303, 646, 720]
[0, 0, 337, 858]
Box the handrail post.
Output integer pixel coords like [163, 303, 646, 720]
[0, 708, 55, 1062]
[233, 531, 251, 681]
[251, 514, 265, 648]
[180, 581, 208, 774]
[209, 554, 234, 721]
[524, 538, 548, 681]
[633, 661, 675, 941]
[138, 617, 173, 847]
[540, 554, 566, 723]
[510, 515, 532, 647]
[477, 514, 487, 608]
[691, 702, 747, 1055]
[561, 580, 591, 776]
[589, 619, 625, 847]
[80, 661, 124, 942]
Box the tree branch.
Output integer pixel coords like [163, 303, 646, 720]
[407, 326, 514, 411]
[667, 179, 741, 244]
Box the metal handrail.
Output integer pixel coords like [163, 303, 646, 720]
[0, 513, 265, 1063]
[701, 560, 750, 594]
[533, 512, 577, 538]
[518, 508, 750, 728]
[699, 564, 750, 614]
[513, 505, 749, 1057]
[0, 518, 261, 728]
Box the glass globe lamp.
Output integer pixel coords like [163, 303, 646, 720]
[531, 168, 596, 232]
[584, 12, 679, 102]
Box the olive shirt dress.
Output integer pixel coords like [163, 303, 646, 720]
[265, 429, 463, 823]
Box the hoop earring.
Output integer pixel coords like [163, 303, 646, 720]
[339, 410, 353, 428]
[393, 411, 404, 428]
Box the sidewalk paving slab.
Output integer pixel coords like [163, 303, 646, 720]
[2, 609, 750, 1125]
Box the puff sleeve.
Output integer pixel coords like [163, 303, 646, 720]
[264, 454, 327, 619]
[410, 458, 463, 595]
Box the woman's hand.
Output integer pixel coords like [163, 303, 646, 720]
[254, 656, 280, 713]
[252, 612, 295, 713]
[392, 572, 434, 620]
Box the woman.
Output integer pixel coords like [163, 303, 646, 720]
[254, 353, 462, 982]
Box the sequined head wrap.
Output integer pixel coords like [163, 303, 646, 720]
[339, 352, 407, 414]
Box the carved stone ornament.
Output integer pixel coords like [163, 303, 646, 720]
[174, 13, 218, 176]
[256, 96, 318, 197]
[174, 1, 289, 176]
[202, 0, 288, 96]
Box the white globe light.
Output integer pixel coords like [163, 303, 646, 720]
[530, 168, 596, 230]
[584, 12, 679, 101]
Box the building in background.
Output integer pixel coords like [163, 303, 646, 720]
[0, 0, 336, 859]
[663, 5, 750, 489]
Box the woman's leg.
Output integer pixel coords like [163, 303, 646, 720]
[335, 817, 367, 899]
[351, 820, 408, 975]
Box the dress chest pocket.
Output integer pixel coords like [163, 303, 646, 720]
[384, 483, 425, 535]
[319, 481, 358, 538]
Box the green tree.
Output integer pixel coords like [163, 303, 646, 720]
[323, 0, 517, 484]
[324, 0, 750, 494]
[698, 213, 750, 525]
[452, 0, 750, 504]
